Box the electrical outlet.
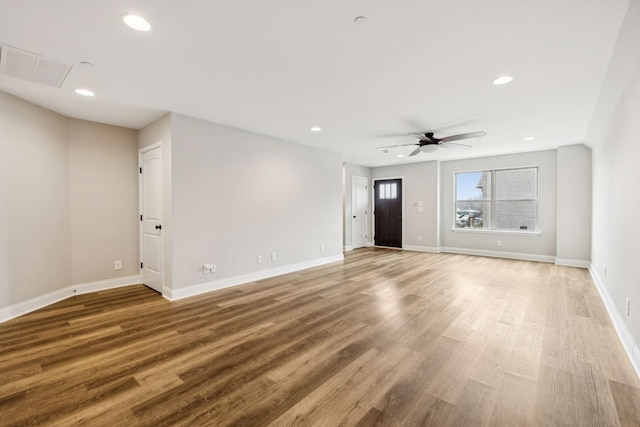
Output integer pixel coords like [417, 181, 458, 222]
[114, 260, 122, 270]
[418, 235, 423, 242]
[320, 244, 325, 252]
[257, 255, 262, 264]
[496, 240, 502, 247]
[271, 252, 277, 262]
[203, 263, 216, 274]
[626, 298, 630, 315]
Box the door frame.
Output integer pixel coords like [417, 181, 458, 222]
[372, 176, 404, 249]
[139, 141, 164, 295]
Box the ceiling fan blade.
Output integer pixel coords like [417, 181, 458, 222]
[376, 143, 419, 150]
[440, 131, 486, 142]
[420, 144, 439, 153]
[409, 147, 422, 157]
[440, 141, 472, 149]
[409, 133, 427, 140]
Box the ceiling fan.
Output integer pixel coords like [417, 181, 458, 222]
[377, 131, 486, 156]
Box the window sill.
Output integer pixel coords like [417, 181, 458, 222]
[450, 227, 540, 236]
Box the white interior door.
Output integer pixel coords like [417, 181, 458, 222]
[351, 176, 368, 249]
[139, 145, 163, 293]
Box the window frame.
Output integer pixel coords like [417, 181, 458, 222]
[453, 166, 540, 235]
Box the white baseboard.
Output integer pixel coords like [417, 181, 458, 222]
[555, 258, 591, 268]
[441, 246, 556, 263]
[73, 274, 141, 295]
[166, 254, 345, 301]
[344, 245, 354, 252]
[403, 245, 441, 253]
[0, 274, 141, 324]
[589, 265, 640, 379]
[0, 288, 73, 324]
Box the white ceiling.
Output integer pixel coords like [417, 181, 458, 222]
[0, 0, 629, 167]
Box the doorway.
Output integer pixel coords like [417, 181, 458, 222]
[139, 143, 163, 293]
[374, 178, 403, 248]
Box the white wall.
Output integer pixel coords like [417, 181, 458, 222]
[0, 91, 140, 314]
[586, 0, 640, 373]
[440, 150, 557, 260]
[169, 114, 343, 291]
[556, 144, 591, 266]
[343, 163, 371, 249]
[372, 161, 439, 251]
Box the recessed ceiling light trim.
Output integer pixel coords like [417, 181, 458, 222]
[523, 136, 535, 141]
[74, 88, 95, 97]
[492, 75, 513, 85]
[310, 126, 321, 132]
[123, 14, 151, 32]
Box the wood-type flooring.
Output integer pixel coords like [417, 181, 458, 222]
[1, 248, 639, 426]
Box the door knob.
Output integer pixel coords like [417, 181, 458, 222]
[155, 225, 162, 230]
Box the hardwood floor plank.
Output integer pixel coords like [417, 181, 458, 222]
[505, 319, 545, 381]
[0, 248, 638, 426]
[533, 363, 578, 426]
[488, 372, 537, 426]
[447, 379, 498, 426]
[573, 361, 622, 426]
[426, 328, 490, 403]
[354, 407, 400, 427]
[609, 380, 640, 427]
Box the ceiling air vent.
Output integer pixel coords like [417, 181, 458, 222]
[0, 45, 72, 88]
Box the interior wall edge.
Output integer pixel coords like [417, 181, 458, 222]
[0, 275, 141, 324]
[165, 254, 345, 301]
[441, 246, 556, 263]
[589, 264, 640, 380]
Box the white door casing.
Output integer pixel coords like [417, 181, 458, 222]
[139, 144, 163, 293]
[351, 176, 368, 249]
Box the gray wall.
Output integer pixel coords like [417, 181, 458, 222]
[556, 144, 591, 264]
[68, 119, 139, 283]
[367, 147, 590, 264]
[0, 92, 139, 310]
[170, 113, 343, 289]
[0, 92, 71, 307]
[372, 161, 439, 251]
[439, 150, 558, 260]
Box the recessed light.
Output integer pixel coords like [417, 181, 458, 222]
[396, 154, 404, 158]
[74, 88, 95, 97]
[310, 126, 321, 132]
[492, 75, 513, 85]
[523, 136, 535, 141]
[354, 16, 367, 24]
[123, 14, 151, 31]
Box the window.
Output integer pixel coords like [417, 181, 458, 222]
[455, 167, 538, 231]
[379, 182, 398, 199]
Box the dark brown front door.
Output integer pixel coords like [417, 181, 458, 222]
[374, 179, 402, 248]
